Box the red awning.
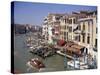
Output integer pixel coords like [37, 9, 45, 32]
[57, 39, 66, 46]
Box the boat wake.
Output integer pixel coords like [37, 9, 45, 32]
[39, 68, 56, 72]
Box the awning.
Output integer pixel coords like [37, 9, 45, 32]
[71, 44, 84, 50]
[65, 41, 84, 55]
[57, 39, 66, 46]
[66, 46, 81, 55]
[66, 41, 74, 47]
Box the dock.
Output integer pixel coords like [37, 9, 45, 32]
[56, 51, 74, 59]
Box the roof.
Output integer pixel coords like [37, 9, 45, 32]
[66, 41, 74, 47]
[66, 47, 80, 54]
[64, 41, 85, 55]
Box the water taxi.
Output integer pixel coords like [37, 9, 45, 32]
[26, 58, 45, 70]
[67, 60, 88, 69]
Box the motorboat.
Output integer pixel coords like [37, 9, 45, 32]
[27, 58, 45, 70]
[67, 60, 88, 69]
[26, 43, 31, 47]
[67, 60, 80, 69]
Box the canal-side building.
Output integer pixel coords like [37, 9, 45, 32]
[74, 11, 97, 53]
[42, 16, 48, 41]
[60, 12, 87, 42]
[65, 14, 79, 41]
[42, 11, 97, 51]
[42, 13, 64, 44]
[60, 15, 68, 41]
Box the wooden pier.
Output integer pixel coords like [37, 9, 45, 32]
[56, 51, 74, 59]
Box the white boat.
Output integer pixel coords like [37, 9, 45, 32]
[26, 43, 31, 47]
[29, 46, 34, 49]
[68, 60, 80, 69]
[67, 60, 88, 69]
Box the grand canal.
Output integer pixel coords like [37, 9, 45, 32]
[14, 33, 70, 73]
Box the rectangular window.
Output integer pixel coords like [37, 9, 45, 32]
[64, 32, 66, 36]
[64, 37, 66, 40]
[67, 19, 69, 23]
[79, 35, 80, 42]
[88, 22, 90, 32]
[65, 19, 67, 23]
[67, 32, 68, 40]
[87, 36, 90, 44]
[75, 36, 79, 41]
[95, 39, 97, 48]
[78, 25, 81, 30]
[69, 27, 72, 32]
[64, 32, 66, 40]
[64, 25, 66, 30]
[83, 23, 85, 31]
[96, 27, 98, 34]
[73, 18, 76, 24]
[69, 19, 72, 24]
[82, 35, 85, 43]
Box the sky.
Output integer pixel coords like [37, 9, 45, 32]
[12, 1, 97, 26]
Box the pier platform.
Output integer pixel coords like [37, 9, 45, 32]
[56, 51, 74, 59]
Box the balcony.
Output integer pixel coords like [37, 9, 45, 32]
[68, 24, 72, 27]
[74, 30, 89, 35]
[74, 30, 82, 34]
[55, 31, 59, 34]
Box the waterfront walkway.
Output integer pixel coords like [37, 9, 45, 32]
[56, 51, 74, 59]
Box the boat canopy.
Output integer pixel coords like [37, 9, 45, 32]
[71, 44, 84, 50]
[65, 42, 85, 55]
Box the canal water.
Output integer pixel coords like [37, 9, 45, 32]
[14, 34, 70, 73]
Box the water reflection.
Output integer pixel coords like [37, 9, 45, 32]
[14, 34, 69, 73]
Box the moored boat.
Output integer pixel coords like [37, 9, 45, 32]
[67, 60, 88, 69]
[26, 58, 45, 70]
